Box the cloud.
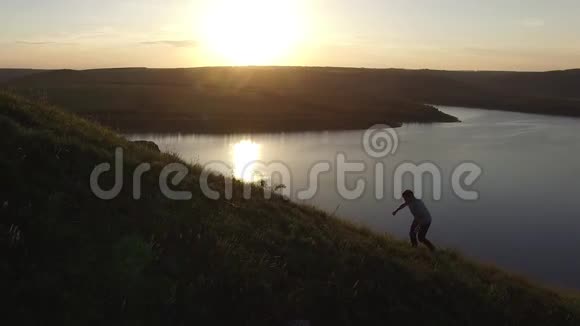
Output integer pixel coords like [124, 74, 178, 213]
[15, 41, 77, 46]
[519, 19, 545, 28]
[140, 40, 197, 48]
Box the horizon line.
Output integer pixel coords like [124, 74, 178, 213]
[1, 65, 580, 74]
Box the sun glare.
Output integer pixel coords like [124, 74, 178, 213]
[232, 140, 261, 181]
[200, 0, 304, 65]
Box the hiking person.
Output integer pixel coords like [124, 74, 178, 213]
[392, 190, 436, 251]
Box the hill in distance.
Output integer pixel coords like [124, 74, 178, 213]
[0, 69, 45, 83]
[3, 66, 580, 133]
[1, 91, 579, 324]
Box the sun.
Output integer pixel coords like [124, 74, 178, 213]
[200, 0, 303, 65]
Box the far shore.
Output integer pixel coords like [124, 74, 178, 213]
[2, 66, 580, 133]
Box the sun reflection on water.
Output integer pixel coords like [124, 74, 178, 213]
[232, 140, 261, 181]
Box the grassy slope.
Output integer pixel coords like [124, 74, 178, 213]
[1, 91, 579, 325]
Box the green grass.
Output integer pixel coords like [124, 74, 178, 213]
[1, 91, 579, 325]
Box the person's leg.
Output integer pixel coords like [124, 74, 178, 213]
[409, 220, 419, 247]
[418, 222, 436, 251]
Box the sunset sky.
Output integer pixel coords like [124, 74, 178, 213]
[1, 0, 579, 71]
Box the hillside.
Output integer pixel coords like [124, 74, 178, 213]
[0, 69, 46, 83]
[1, 91, 579, 324]
[416, 69, 580, 116]
[2, 66, 580, 133]
[1, 67, 459, 133]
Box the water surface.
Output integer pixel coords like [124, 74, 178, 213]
[128, 106, 580, 289]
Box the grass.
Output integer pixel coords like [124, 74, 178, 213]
[1, 91, 579, 325]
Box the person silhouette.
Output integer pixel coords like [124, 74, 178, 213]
[392, 190, 436, 251]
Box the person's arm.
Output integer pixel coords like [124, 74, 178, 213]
[392, 203, 407, 216]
